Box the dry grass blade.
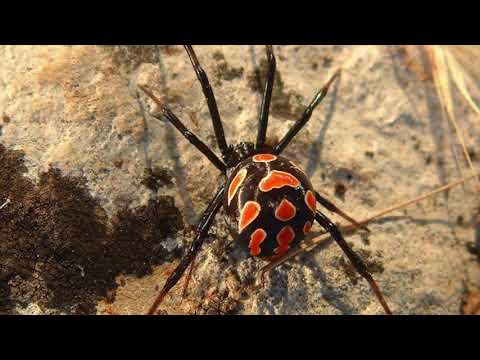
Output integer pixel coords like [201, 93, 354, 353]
[425, 45, 479, 184]
[260, 171, 479, 276]
[0, 198, 10, 210]
[445, 49, 480, 116]
[448, 46, 480, 91]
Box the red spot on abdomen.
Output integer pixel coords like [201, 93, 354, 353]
[305, 190, 316, 212]
[275, 199, 297, 221]
[303, 221, 312, 234]
[249, 228, 267, 256]
[259, 170, 301, 192]
[239, 201, 261, 233]
[274, 226, 295, 257]
[253, 154, 277, 163]
[228, 168, 247, 205]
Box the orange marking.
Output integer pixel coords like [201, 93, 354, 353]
[239, 201, 261, 233]
[305, 190, 316, 212]
[274, 226, 295, 256]
[303, 221, 312, 234]
[259, 170, 301, 192]
[228, 168, 247, 205]
[275, 199, 297, 222]
[253, 154, 277, 163]
[249, 228, 267, 256]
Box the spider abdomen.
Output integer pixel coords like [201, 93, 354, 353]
[224, 154, 316, 259]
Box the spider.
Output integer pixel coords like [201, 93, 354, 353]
[139, 45, 392, 315]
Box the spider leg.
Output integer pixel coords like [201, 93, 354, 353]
[181, 253, 197, 299]
[184, 45, 229, 160]
[314, 210, 392, 315]
[256, 45, 276, 152]
[273, 69, 341, 155]
[314, 191, 370, 233]
[147, 184, 225, 315]
[139, 86, 226, 173]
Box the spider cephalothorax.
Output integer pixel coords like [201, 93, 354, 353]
[140, 45, 392, 315]
[223, 141, 256, 169]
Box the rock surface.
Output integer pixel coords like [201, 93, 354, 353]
[0, 45, 479, 315]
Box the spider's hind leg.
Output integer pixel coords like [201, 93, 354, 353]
[147, 184, 226, 315]
[314, 210, 392, 315]
[314, 191, 370, 233]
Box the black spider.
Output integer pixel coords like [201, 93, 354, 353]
[139, 45, 391, 315]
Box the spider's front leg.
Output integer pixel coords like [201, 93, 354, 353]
[273, 69, 341, 155]
[184, 45, 229, 159]
[256, 45, 276, 152]
[147, 184, 226, 315]
[314, 210, 392, 315]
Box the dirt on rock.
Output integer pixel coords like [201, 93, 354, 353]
[0, 144, 183, 314]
